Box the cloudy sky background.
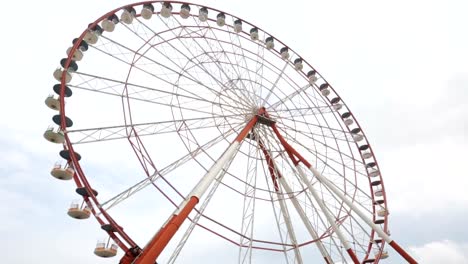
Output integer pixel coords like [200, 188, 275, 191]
[0, 0, 467, 263]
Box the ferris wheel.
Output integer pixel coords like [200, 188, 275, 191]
[44, 1, 418, 264]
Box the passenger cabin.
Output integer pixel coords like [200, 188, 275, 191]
[198, 7, 208, 22]
[160, 2, 172, 18]
[45, 95, 60, 111]
[216, 13, 226, 26]
[233, 19, 242, 33]
[141, 3, 154, 20]
[121, 7, 136, 24]
[44, 127, 65, 144]
[180, 4, 191, 19]
[94, 239, 118, 258]
[50, 162, 74, 180]
[307, 70, 318, 85]
[67, 201, 91, 219]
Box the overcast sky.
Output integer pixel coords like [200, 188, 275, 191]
[1, 0, 467, 263]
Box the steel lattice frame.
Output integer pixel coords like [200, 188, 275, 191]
[48, 1, 418, 264]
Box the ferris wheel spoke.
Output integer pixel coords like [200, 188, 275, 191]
[135, 116, 259, 263]
[346, 213, 375, 254]
[167, 133, 241, 264]
[237, 134, 260, 264]
[277, 119, 358, 180]
[276, 123, 364, 168]
[168, 18, 255, 106]
[269, 125, 362, 263]
[277, 118, 351, 143]
[91, 33, 135, 64]
[258, 130, 334, 263]
[170, 120, 304, 254]
[257, 155, 294, 263]
[223, 25, 262, 106]
[272, 137, 349, 262]
[70, 70, 230, 109]
[313, 172, 379, 240]
[69, 82, 239, 120]
[261, 126, 372, 211]
[339, 217, 370, 256]
[276, 124, 353, 162]
[255, 127, 304, 264]
[98, 24, 204, 78]
[177, 26, 297, 110]
[152, 16, 255, 109]
[284, 141, 373, 210]
[270, 82, 327, 111]
[92, 37, 250, 111]
[119, 20, 253, 110]
[270, 126, 414, 262]
[271, 107, 350, 139]
[288, 137, 370, 188]
[262, 61, 289, 106]
[269, 106, 335, 121]
[297, 165, 360, 263]
[174, 27, 257, 108]
[198, 22, 258, 107]
[226, 29, 258, 105]
[253, 39, 267, 107]
[67, 114, 242, 144]
[98, 122, 244, 212]
[198, 25, 275, 107]
[275, 117, 347, 142]
[296, 172, 349, 262]
[264, 127, 355, 263]
[93, 31, 252, 112]
[201, 26, 290, 107]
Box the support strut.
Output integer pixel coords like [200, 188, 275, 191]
[130, 116, 259, 264]
[268, 118, 418, 264]
[258, 138, 332, 264]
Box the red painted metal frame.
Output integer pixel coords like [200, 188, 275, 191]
[267, 112, 418, 264]
[258, 138, 335, 264]
[55, 1, 407, 263]
[59, 5, 143, 258]
[266, 122, 361, 263]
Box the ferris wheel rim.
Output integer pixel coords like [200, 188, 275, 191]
[53, 1, 392, 263]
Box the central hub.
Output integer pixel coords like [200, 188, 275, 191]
[255, 107, 276, 126]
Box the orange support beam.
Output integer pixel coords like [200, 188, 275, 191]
[135, 196, 199, 264]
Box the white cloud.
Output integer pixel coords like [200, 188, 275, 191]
[411, 240, 468, 264]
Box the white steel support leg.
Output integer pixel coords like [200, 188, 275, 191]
[300, 182, 347, 262]
[268, 190, 293, 264]
[260, 137, 332, 264]
[276, 190, 304, 264]
[258, 129, 303, 264]
[303, 165, 421, 262]
[278, 176, 333, 264]
[167, 147, 238, 264]
[306, 165, 393, 244]
[295, 165, 359, 263]
[269, 122, 418, 264]
[186, 142, 240, 202]
[135, 118, 258, 264]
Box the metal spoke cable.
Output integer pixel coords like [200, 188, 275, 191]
[97, 122, 243, 212]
